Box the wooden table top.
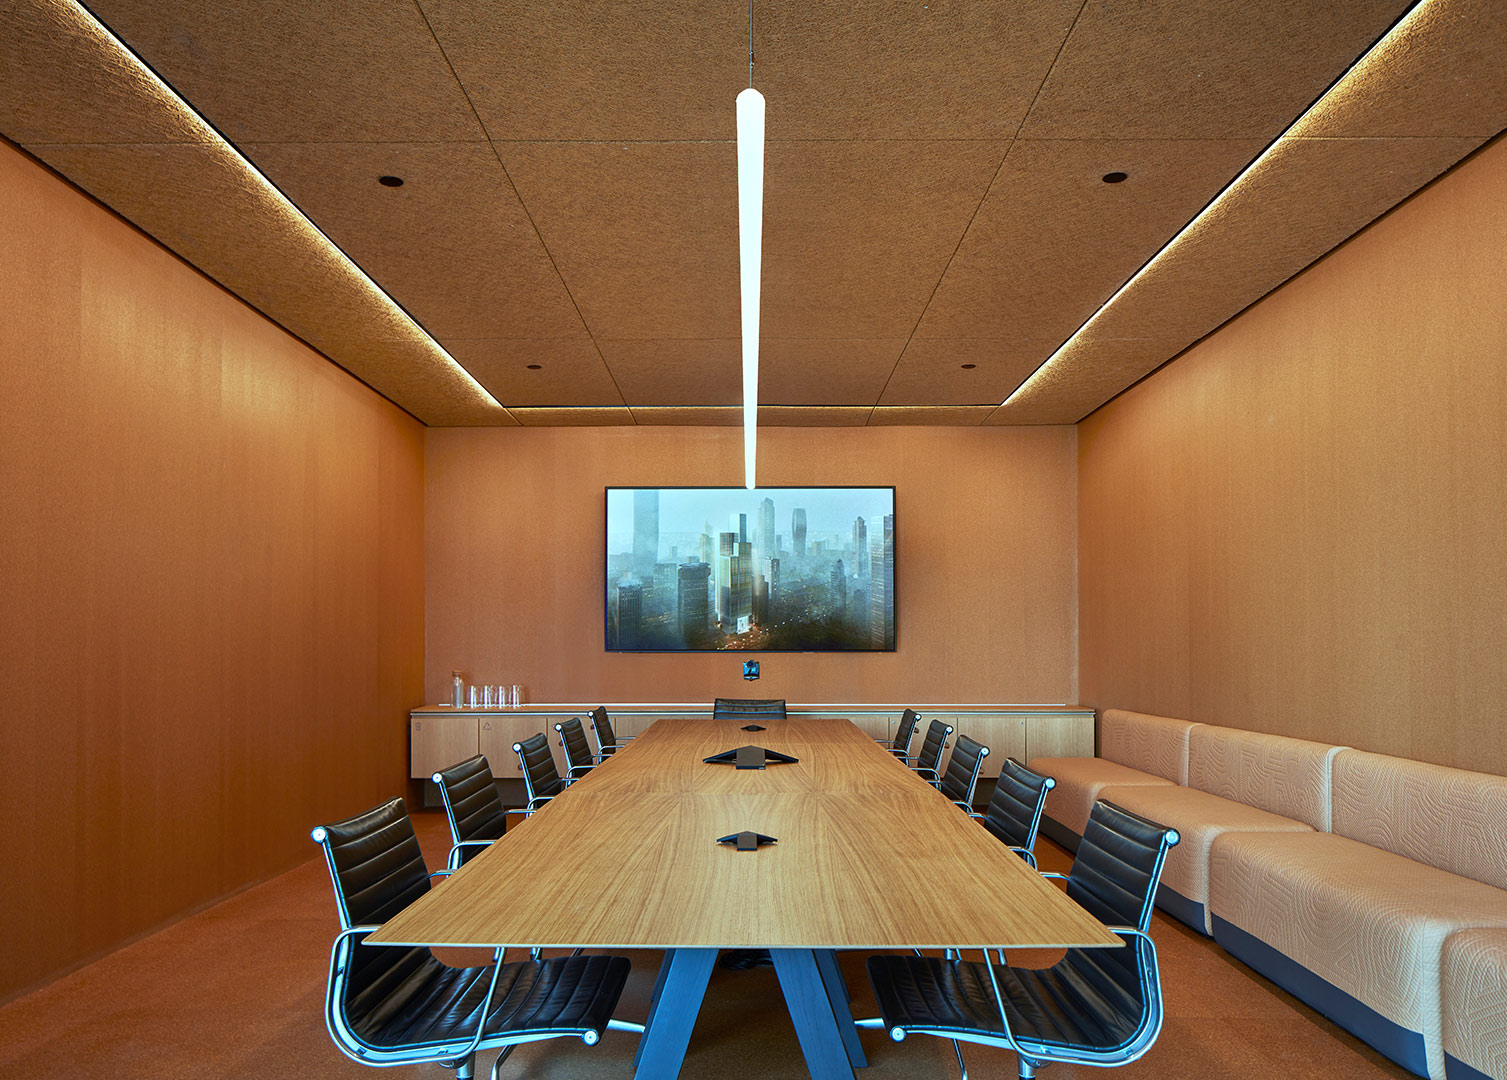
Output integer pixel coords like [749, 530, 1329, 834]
[371, 717, 1120, 951]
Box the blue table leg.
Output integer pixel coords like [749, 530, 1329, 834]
[814, 949, 867, 1067]
[633, 947, 716, 1080]
[771, 949, 858, 1079]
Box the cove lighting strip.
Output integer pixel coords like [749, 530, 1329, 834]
[1001, 0, 1436, 409]
[58, 0, 504, 412]
[737, 87, 765, 489]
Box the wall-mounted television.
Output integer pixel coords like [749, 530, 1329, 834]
[605, 486, 895, 652]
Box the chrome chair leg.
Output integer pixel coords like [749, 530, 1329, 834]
[488, 1043, 515, 1080]
[953, 1038, 968, 1080]
[451, 1052, 475, 1079]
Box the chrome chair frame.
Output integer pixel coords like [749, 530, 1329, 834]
[513, 733, 567, 816]
[932, 733, 989, 810]
[586, 705, 635, 758]
[553, 717, 599, 780]
[967, 758, 1056, 869]
[312, 800, 639, 1080]
[863, 801, 1179, 1080]
[432, 754, 509, 871]
[877, 707, 922, 760]
[907, 719, 954, 783]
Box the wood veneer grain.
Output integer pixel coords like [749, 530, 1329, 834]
[372, 718, 1117, 951]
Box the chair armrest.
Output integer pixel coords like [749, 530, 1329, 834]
[445, 838, 497, 871]
[1039, 871, 1068, 882]
[1008, 846, 1038, 870]
[965, 809, 985, 819]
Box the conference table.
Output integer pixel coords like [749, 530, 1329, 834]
[370, 716, 1120, 1079]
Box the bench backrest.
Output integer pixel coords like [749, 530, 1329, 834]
[1333, 749, 1507, 891]
[1189, 726, 1341, 831]
[1100, 708, 1199, 784]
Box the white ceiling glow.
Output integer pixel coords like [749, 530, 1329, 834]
[737, 4, 764, 489]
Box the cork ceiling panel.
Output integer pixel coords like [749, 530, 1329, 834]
[758, 339, 904, 406]
[501, 141, 740, 341]
[869, 407, 994, 427]
[1292, 0, 1507, 138]
[83, 0, 483, 143]
[1020, 0, 1410, 139]
[878, 337, 1068, 408]
[992, 133, 1489, 425]
[245, 141, 584, 341]
[598, 339, 741, 408]
[445, 339, 624, 409]
[512, 408, 635, 427]
[422, 0, 1083, 141]
[0, 0, 206, 145]
[759, 140, 1006, 339]
[6, 0, 1503, 428]
[916, 138, 1265, 342]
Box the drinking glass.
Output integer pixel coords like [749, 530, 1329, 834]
[510, 684, 524, 707]
[468, 685, 479, 708]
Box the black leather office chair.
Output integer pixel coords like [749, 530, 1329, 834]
[934, 733, 989, 809]
[909, 719, 954, 784]
[432, 755, 508, 870]
[553, 717, 598, 781]
[971, 758, 1056, 869]
[513, 733, 567, 814]
[311, 798, 632, 1080]
[866, 800, 1179, 1080]
[878, 707, 922, 759]
[588, 705, 634, 757]
[712, 698, 787, 721]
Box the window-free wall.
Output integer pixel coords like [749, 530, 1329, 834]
[1078, 135, 1507, 775]
[425, 424, 1079, 707]
[0, 141, 427, 1003]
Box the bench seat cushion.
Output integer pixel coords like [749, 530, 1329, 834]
[1028, 757, 1172, 841]
[1443, 929, 1507, 1080]
[1100, 784, 1313, 935]
[1209, 831, 1507, 1078]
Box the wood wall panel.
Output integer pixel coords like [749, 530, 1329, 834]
[0, 141, 426, 1002]
[424, 425, 1078, 709]
[1078, 136, 1507, 776]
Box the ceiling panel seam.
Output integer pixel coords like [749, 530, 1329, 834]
[865, 0, 1092, 426]
[413, 0, 632, 419]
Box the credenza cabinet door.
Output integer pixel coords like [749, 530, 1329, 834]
[1024, 713, 1093, 761]
[411, 716, 480, 779]
[480, 717, 562, 779]
[843, 713, 890, 742]
[951, 716, 1027, 779]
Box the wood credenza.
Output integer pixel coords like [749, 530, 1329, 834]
[409, 703, 1095, 782]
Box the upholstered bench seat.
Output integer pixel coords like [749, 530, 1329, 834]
[1030, 707, 1198, 847]
[1210, 831, 1507, 1079]
[1101, 784, 1313, 934]
[1443, 929, 1507, 1080]
[1029, 756, 1173, 841]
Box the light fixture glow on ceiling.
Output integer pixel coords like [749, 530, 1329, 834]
[737, 88, 765, 489]
[57, 0, 505, 414]
[1000, 0, 1437, 411]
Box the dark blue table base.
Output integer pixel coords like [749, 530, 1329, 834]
[634, 947, 868, 1079]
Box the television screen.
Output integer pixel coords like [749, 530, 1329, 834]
[605, 486, 895, 652]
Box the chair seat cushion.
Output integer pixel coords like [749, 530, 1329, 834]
[867, 952, 1142, 1056]
[1209, 832, 1507, 1078]
[1028, 757, 1173, 838]
[350, 951, 631, 1052]
[1442, 929, 1507, 1080]
[1100, 784, 1313, 935]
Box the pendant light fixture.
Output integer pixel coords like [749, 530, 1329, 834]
[737, 3, 765, 489]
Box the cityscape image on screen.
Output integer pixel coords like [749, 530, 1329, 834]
[605, 487, 895, 652]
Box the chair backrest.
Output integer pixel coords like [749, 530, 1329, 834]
[712, 698, 788, 720]
[555, 717, 596, 774]
[893, 708, 921, 754]
[938, 733, 989, 805]
[1061, 800, 1179, 1013]
[588, 705, 619, 755]
[312, 798, 436, 1011]
[983, 757, 1055, 852]
[914, 719, 954, 774]
[514, 732, 565, 805]
[432, 755, 507, 858]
